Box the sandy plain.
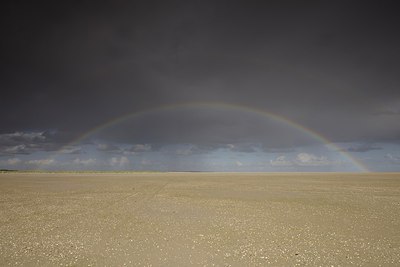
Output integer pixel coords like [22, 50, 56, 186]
[0, 172, 399, 266]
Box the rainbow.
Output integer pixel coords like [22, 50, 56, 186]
[52, 102, 368, 172]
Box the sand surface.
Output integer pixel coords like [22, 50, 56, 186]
[0, 172, 399, 266]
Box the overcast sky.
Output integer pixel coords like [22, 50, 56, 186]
[1, 1, 399, 171]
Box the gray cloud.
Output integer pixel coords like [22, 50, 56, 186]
[26, 159, 55, 166]
[128, 144, 152, 153]
[109, 156, 130, 167]
[0, 131, 68, 155]
[225, 144, 257, 153]
[385, 153, 400, 164]
[270, 153, 338, 167]
[59, 146, 82, 154]
[72, 158, 97, 166]
[96, 143, 122, 153]
[0, 158, 22, 166]
[344, 144, 382, 153]
[261, 146, 296, 153]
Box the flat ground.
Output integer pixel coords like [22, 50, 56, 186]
[0, 172, 399, 266]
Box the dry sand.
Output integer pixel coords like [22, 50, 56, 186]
[0, 172, 399, 266]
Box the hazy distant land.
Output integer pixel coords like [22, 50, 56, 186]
[0, 172, 399, 266]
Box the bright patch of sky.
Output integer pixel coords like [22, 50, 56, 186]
[2, 141, 399, 172]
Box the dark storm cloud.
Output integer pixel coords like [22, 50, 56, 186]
[92, 107, 319, 149]
[1, 1, 399, 148]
